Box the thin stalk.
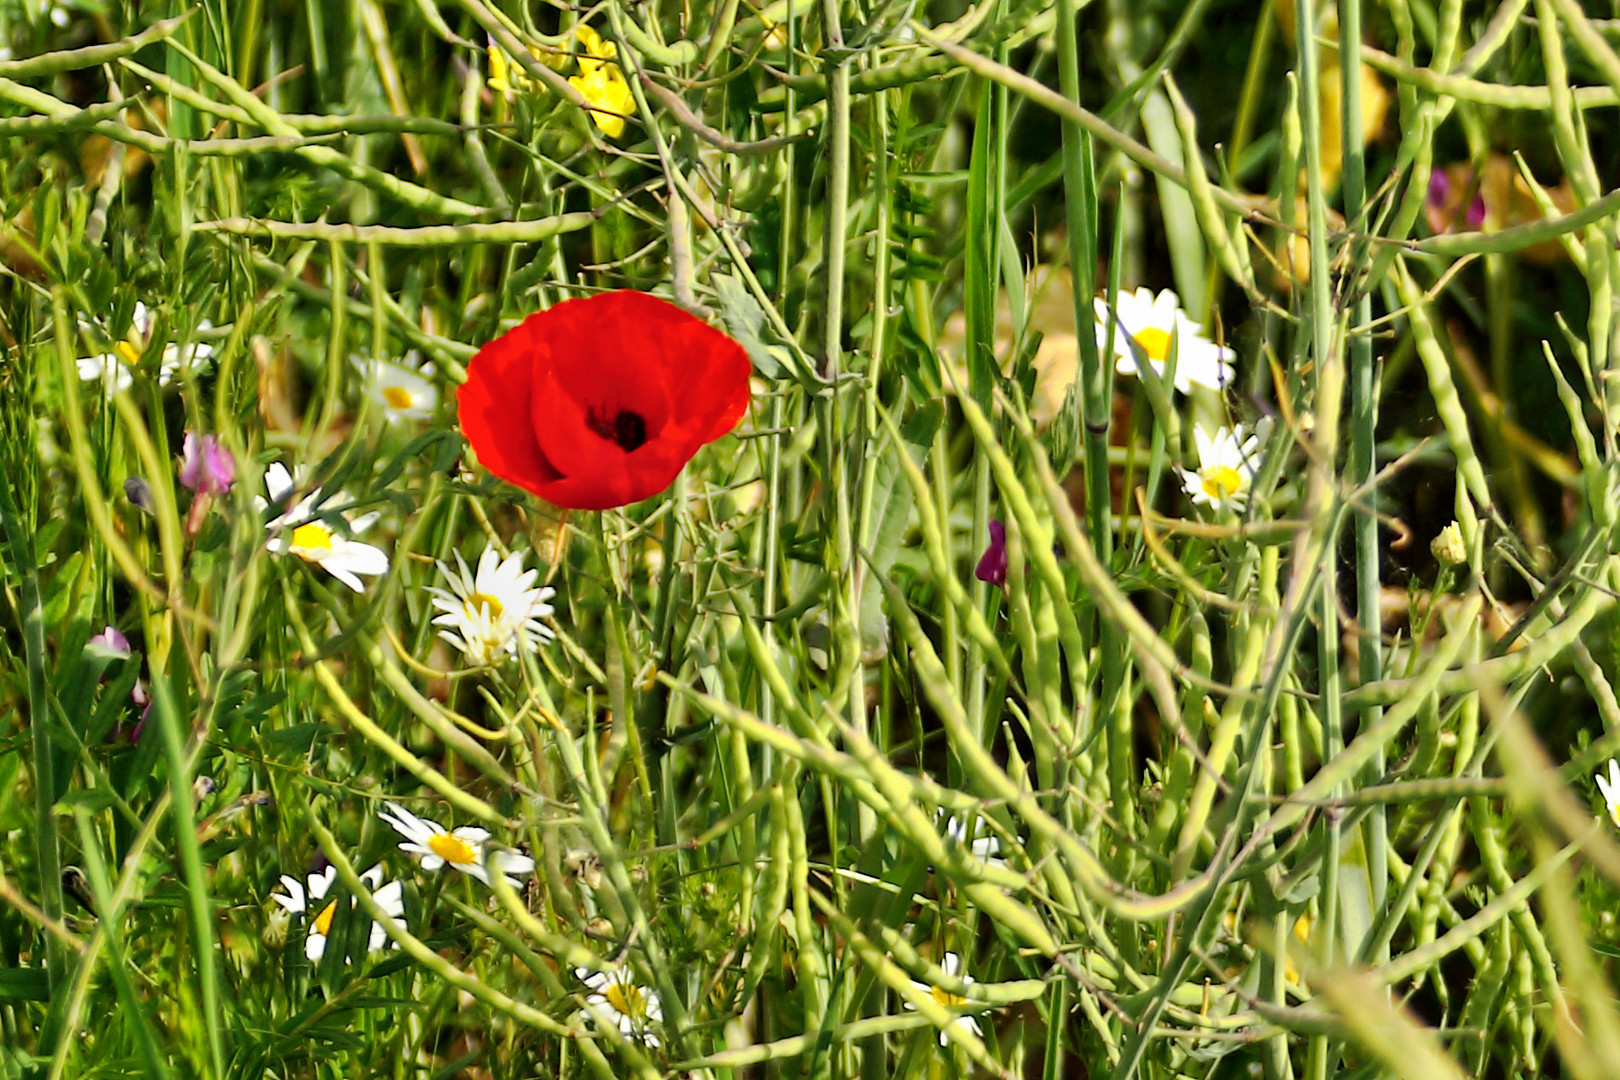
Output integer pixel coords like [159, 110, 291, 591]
[0, 440, 64, 993]
[1339, 0, 1388, 971]
[1296, 3, 1347, 1074]
[1058, 24, 1106, 556]
[148, 665, 225, 1078]
[819, 0, 865, 764]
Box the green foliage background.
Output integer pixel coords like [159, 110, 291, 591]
[3, 0, 1620, 1078]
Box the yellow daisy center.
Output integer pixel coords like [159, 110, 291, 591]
[382, 386, 414, 410]
[312, 900, 337, 937]
[606, 979, 648, 1019]
[467, 591, 505, 620]
[1610, 803, 1620, 829]
[290, 522, 334, 554]
[931, 984, 968, 1009]
[1201, 465, 1243, 501]
[115, 339, 142, 365]
[1133, 326, 1172, 363]
[429, 831, 478, 865]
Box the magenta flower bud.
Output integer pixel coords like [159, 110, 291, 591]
[974, 520, 1008, 588]
[179, 432, 236, 497]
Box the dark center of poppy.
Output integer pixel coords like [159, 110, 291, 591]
[587, 408, 648, 452]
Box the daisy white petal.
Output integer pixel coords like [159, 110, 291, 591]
[1178, 421, 1268, 513]
[1597, 759, 1620, 828]
[576, 966, 662, 1046]
[936, 807, 1003, 864]
[1095, 286, 1235, 394]
[368, 879, 405, 952]
[260, 465, 390, 592]
[270, 863, 403, 962]
[158, 321, 215, 384]
[263, 463, 297, 504]
[379, 803, 531, 888]
[354, 352, 438, 423]
[270, 875, 307, 913]
[428, 546, 557, 668]
[905, 952, 984, 1047]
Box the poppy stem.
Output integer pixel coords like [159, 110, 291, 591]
[592, 511, 654, 809]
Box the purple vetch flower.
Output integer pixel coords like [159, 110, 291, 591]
[1425, 166, 1486, 234]
[179, 432, 236, 497]
[87, 625, 153, 740]
[1425, 169, 1448, 209]
[125, 680, 154, 744]
[88, 625, 132, 655]
[974, 520, 1008, 588]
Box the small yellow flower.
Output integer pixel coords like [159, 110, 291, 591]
[568, 24, 634, 138]
[575, 23, 618, 67]
[487, 35, 566, 101]
[487, 40, 525, 99]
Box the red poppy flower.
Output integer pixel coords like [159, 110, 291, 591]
[457, 291, 752, 511]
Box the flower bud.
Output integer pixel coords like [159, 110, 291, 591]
[1432, 522, 1467, 566]
[123, 476, 155, 515]
[974, 520, 1007, 588]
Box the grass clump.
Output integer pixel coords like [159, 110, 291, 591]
[3, 1, 1620, 1079]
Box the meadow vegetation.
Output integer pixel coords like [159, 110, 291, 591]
[4, 0, 1620, 1078]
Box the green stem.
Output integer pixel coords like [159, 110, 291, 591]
[1339, 0, 1389, 971]
[0, 441, 64, 993]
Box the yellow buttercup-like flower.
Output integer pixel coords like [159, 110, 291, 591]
[575, 23, 618, 68]
[568, 24, 634, 138]
[486, 34, 567, 101]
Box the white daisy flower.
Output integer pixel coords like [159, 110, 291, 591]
[156, 325, 216, 383]
[353, 351, 438, 423]
[906, 952, 983, 1047]
[1094, 286, 1235, 394]
[576, 965, 663, 1046]
[1179, 421, 1269, 513]
[1597, 759, 1620, 828]
[258, 463, 390, 593]
[936, 807, 1002, 864]
[76, 352, 135, 395]
[377, 803, 534, 888]
[428, 547, 556, 668]
[77, 302, 215, 396]
[269, 864, 404, 962]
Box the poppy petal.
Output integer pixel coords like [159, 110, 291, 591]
[457, 321, 565, 494]
[458, 290, 751, 511]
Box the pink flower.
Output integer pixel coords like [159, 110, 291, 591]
[88, 625, 132, 655]
[179, 432, 236, 497]
[1425, 167, 1485, 234]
